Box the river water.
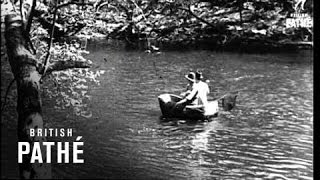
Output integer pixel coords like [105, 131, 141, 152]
[1, 41, 313, 179]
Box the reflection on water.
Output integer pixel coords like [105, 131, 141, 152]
[2, 41, 313, 179]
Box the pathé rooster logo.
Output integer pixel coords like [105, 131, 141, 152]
[294, 0, 307, 12]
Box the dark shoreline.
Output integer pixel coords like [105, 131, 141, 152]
[82, 36, 313, 54]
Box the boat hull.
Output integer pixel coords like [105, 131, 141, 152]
[158, 94, 219, 120]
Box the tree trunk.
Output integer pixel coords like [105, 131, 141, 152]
[238, 0, 243, 25]
[5, 13, 51, 179]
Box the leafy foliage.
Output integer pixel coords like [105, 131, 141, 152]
[1, 0, 101, 118]
[81, 0, 312, 50]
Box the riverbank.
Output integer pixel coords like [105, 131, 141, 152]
[73, 32, 313, 53]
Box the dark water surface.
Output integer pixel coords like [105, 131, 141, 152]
[2, 41, 313, 179]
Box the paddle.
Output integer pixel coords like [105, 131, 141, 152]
[206, 81, 247, 101]
[208, 91, 238, 101]
[205, 80, 247, 111]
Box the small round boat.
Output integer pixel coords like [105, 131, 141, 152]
[158, 94, 219, 120]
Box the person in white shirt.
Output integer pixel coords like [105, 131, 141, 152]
[176, 71, 211, 109]
[194, 71, 210, 106]
[176, 72, 199, 107]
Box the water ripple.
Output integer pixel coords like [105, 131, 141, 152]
[43, 47, 314, 179]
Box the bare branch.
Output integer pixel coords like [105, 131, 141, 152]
[41, 1, 59, 77]
[25, 0, 37, 34]
[178, 6, 216, 29]
[20, 0, 23, 22]
[96, 2, 109, 12]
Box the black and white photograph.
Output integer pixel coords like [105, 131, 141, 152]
[1, 0, 313, 179]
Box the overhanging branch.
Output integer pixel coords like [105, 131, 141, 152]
[178, 6, 216, 29]
[44, 60, 92, 76]
[51, 1, 94, 13]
